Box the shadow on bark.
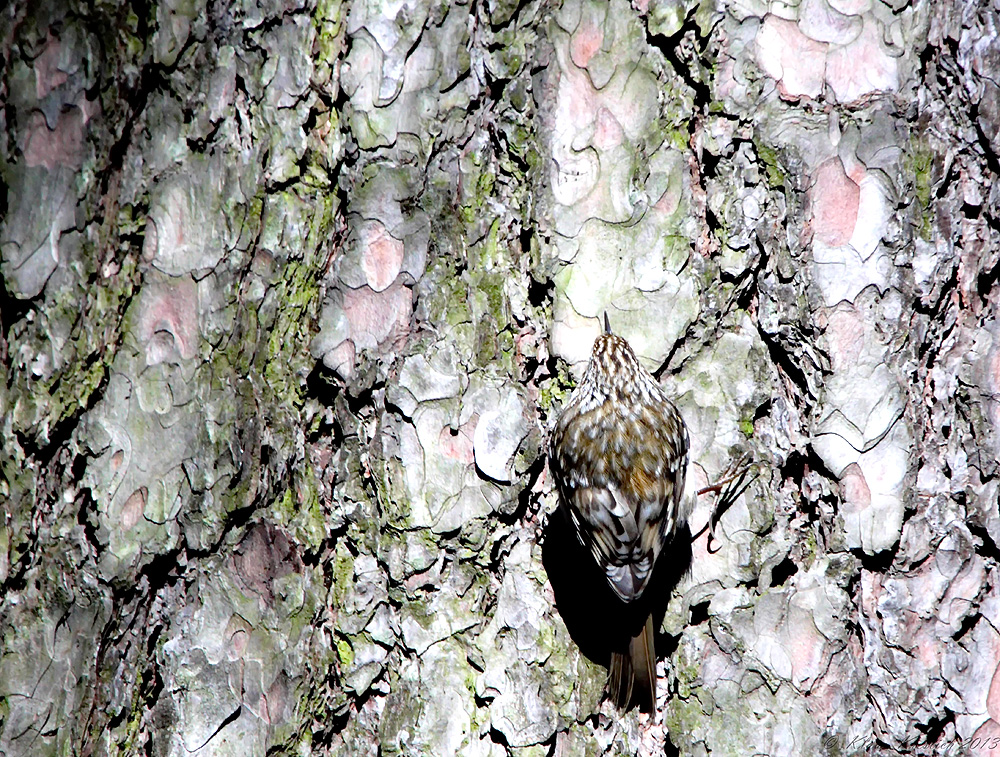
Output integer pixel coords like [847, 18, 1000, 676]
[541, 509, 693, 684]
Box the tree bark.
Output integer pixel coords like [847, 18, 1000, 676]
[2, 0, 999, 755]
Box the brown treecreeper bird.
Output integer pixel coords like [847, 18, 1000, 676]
[549, 314, 690, 712]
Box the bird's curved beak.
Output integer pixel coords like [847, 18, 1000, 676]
[603, 312, 612, 334]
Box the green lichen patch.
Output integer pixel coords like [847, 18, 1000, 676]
[906, 137, 934, 241]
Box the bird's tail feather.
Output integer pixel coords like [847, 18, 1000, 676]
[609, 612, 656, 712]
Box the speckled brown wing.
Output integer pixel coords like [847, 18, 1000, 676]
[550, 393, 688, 601]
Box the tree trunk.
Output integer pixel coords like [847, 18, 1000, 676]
[2, 0, 998, 755]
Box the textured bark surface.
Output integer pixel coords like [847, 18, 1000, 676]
[2, 0, 1000, 755]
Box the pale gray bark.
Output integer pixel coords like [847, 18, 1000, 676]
[1, 0, 999, 755]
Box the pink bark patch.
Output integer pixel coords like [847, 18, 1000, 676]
[970, 719, 1000, 757]
[228, 626, 249, 659]
[828, 0, 870, 13]
[593, 107, 624, 150]
[439, 417, 476, 464]
[121, 487, 147, 531]
[23, 109, 84, 170]
[911, 624, 942, 669]
[799, 0, 862, 45]
[138, 276, 199, 364]
[261, 673, 291, 724]
[787, 605, 827, 689]
[34, 36, 68, 99]
[327, 340, 356, 378]
[653, 181, 681, 215]
[343, 280, 412, 350]
[839, 463, 871, 511]
[988, 334, 1000, 458]
[232, 523, 301, 603]
[860, 569, 882, 617]
[360, 221, 404, 292]
[989, 345, 1000, 396]
[825, 304, 865, 371]
[825, 19, 899, 103]
[716, 56, 738, 101]
[987, 655, 1000, 722]
[810, 158, 860, 246]
[560, 55, 599, 130]
[755, 16, 828, 99]
[570, 19, 603, 69]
